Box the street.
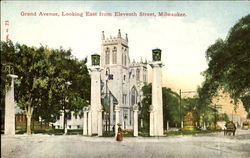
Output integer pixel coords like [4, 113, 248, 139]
[1, 129, 250, 158]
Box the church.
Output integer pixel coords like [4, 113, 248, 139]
[100, 29, 147, 129]
[53, 30, 148, 130]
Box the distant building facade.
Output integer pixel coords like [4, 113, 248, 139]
[212, 90, 248, 127]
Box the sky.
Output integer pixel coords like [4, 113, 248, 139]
[1, 1, 250, 93]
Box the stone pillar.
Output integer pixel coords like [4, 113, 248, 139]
[5, 74, 18, 136]
[83, 107, 88, 135]
[88, 62, 103, 135]
[115, 104, 120, 136]
[181, 121, 184, 129]
[140, 119, 143, 128]
[87, 111, 92, 135]
[149, 106, 155, 136]
[133, 104, 138, 137]
[202, 122, 207, 130]
[149, 49, 164, 136]
[167, 120, 169, 131]
[98, 109, 103, 136]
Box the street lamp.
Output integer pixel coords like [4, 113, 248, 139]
[104, 67, 114, 133]
[63, 81, 71, 135]
[152, 49, 161, 61]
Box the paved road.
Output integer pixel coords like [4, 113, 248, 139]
[1, 129, 250, 158]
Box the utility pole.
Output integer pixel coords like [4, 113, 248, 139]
[105, 68, 113, 133]
[179, 89, 181, 128]
[63, 81, 71, 135]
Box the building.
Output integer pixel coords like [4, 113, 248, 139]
[100, 29, 147, 129]
[212, 90, 248, 127]
[53, 30, 147, 130]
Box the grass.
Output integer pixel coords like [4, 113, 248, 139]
[139, 131, 150, 137]
[102, 132, 115, 137]
[166, 129, 221, 136]
[138, 129, 222, 137]
[13, 129, 83, 135]
[122, 132, 134, 137]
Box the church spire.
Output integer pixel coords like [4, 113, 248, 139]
[102, 31, 105, 40]
[126, 33, 128, 42]
[118, 29, 121, 38]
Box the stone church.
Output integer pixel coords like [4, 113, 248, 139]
[100, 29, 147, 129]
[53, 30, 147, 130]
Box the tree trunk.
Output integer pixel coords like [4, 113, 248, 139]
[26, 105, 33, 135]
[26, 114, 32, 134]
[64, 111, 67, 135]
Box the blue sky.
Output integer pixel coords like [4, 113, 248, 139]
[1, 1, 249, 92]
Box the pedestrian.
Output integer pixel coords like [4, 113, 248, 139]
[116, 123, 123, 141]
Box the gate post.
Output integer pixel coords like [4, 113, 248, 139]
[133, 104, 139, 137]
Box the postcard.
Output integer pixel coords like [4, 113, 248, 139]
[1, 1, 250, 158]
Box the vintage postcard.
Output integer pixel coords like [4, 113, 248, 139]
[1, 1, 250, 158]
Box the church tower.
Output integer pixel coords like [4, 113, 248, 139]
[100, 29, 131, 129]
[100, 30, 147, 130]
[100, 29, 129, 67]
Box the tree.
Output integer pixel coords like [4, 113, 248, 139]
[0, 41, 90, 134]
[140, 84, 151, 131]
[140, 84, 180, 131]
[162, 87, 180, 128]
[241, 95, 250, 113]
[1, 41, 17, 129]
[201, 14, 250, 107]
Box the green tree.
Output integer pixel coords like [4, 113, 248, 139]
[1, 41, 17, 129]
[201, 14, 250, 109]
[0, 41, 90, 134]
[140, 84, 180, 131]
[140, 84, 151, 131]
[162, 87, 180, 128]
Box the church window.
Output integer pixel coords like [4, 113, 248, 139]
[105, 48, 110, 64]
[122, 54, 124, 65]
[143, 74, 146, 82]
[112, 47, 117, 64]
[136, 69, 140, 81]
[122, 94, 127, 104]
[131, 87, 137, 105]
[125, 55, 127, 66]
[143, 69, 147, 82]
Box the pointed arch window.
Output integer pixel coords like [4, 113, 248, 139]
[105, 47, 110, 64]
[125, 55, 127, 66]
[112, 47, 117, 64]
[124, 48, 127, 66]
[131, 87, 138, 105]
[136, 69, 140, 81]
[122, 54, 124, 65]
